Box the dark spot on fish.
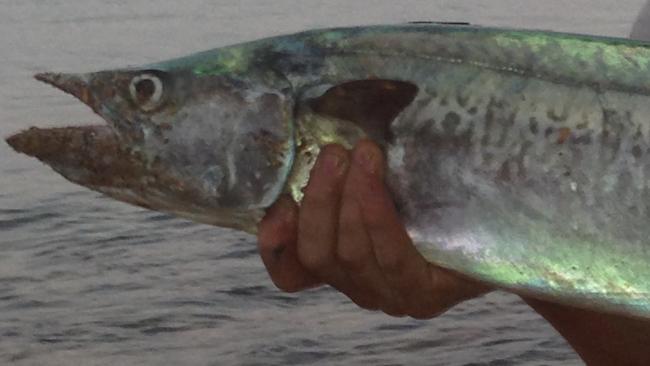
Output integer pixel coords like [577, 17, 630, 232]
[497, 161, 511, 182]
[484, 152, 494, 164]
[571, 133, 592, 145]
[152, 156, 163, 167]
[153, 126, 164, 137]
[632, 145, 643, 159]
[462, 126, 475, 152]
[442, 112, 461, 135]
[602, 129, 610, 141]
[529, 117, 539, 135]
[440, 97, 449, 106]
[424, 118, 436, 128]
[159, 122, 172, 131]
[563, 170, 571, 177]
[496, 112, 517, 147]
[492, 100, 505, 109]
[633, 126, 644, 141]
[163, 138, 170, 145]
[416, 98, 430, 109]
[545, 127, 554, 138]
[456, 94, 469, 108]
[547, 108, 568, 123]
[601, 112, 624, 156]
[415, 118, 471, 153]
[516, 141, 532, 179]
[468, 106, 478, 115]
[425, 87, 438, 99]
[482, 100, 497, 146]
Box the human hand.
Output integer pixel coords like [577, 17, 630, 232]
[257, 140, 489, 318]
[257, 140, 650, 365]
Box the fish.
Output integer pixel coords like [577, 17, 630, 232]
[6, 23, 650, 318]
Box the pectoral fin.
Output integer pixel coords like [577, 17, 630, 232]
[307, 79, 418, 144]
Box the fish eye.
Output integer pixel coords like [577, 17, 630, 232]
[129, 73, 164, 111]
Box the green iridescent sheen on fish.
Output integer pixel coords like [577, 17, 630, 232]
[6, 23, 650, 317]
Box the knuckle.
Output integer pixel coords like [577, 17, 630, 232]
[337, 244, 366, 271]
[359, 200, 385, 228]
[378, 294, 407, 318]
[355, 139, 383, 159]
[302, 187, 336, 209]
[338, 201, 363, 234]
[274, 280, 306, 294]
[379, 254, 407, 276]
[303, 181, 344, 207]
[404, 299, 447, 319]
[408, 307, 445, 320]
[336, 204, 370, 271]
[382, 305, 406, 318]
[298, 248, 333, 273]
[349, 296, 380, 311]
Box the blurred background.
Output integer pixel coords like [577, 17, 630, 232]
[2, 1, 649, 365]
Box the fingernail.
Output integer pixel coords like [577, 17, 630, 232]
[354, 147, 381, 175]
[320, 148, 348, 176]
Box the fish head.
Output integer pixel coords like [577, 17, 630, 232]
[8, 60, 295, 233]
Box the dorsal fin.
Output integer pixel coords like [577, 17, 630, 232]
[408, 21, 471, 26]
[308, 80, 418, 144]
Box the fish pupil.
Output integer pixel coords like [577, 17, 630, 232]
[135, 79, 156, 103]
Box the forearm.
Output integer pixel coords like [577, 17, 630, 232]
[524, 297, 650, 365]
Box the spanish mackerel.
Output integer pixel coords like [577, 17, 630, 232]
[6, 24, 650, 318]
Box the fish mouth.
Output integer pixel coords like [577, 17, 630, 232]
[4, 73, 147, 200]
[7, 124, 143, 186]
[6, 122, 170, 218]
[7, 72, 115, 162]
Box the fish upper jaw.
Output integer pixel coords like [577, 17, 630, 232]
[35, 72, 99, 113]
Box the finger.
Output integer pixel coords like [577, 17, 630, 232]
[296, 145, 350, 284]
[353, 141, 488, 317]
[296, 145, 381, 310]
[258, 195, 320, 292]
[352, 140, 442, 318]
[337, 153, 406, 316]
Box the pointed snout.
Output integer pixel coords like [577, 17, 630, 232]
[5, 125, 112, 161]
[6, 127, 40, 157]
[34, 72, 96, 109]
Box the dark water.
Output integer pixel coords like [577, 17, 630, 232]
[2, 1, 649, 364]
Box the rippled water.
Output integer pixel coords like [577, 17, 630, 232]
[2, 1, 649, 364]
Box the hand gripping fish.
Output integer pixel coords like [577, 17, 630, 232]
[6, 24, 650, 318]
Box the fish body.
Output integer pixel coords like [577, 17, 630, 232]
[7, 24, 650, 317]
